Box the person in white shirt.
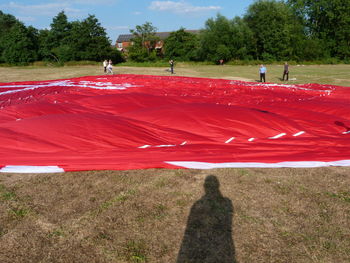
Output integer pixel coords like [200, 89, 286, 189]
[259, 64, 267, 82]
[103, 60, 107, 73]
[107, 60, 113, 74]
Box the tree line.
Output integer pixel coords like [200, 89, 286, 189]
[0, 0, 349, 65]
[0, 11, 123, 65]
[130, 0, 349, 63]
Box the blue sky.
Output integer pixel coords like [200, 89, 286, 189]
[0, 0, 255, 44]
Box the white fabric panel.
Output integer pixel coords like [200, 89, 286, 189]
[0, 165, 64, 173]
[166, 160, 350, 169]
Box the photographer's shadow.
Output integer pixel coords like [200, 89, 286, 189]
[177, 175, 237, 263]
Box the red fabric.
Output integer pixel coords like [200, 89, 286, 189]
[0, 74, 349, 171]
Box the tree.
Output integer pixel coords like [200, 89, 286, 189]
[244, 0, 305, 61]
[128, 22, 159, 61]
[66, 15, 116, 61]
[50, 11, 71, 47]
[0, 11, 20, 62]
[287, 0, 350, 59]
[38, 12, 123, 63]
[37, 11, 72, 62]
[198, 14, 233, 62]
[1, 22, 38, 64]
[228, 17, 256, 60]
[198, 14, 256, 62]
[163, 28, 199, 61]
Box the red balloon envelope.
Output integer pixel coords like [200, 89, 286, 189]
[0, 74, 349, 173]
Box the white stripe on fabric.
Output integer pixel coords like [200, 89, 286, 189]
[0, 165, 64, 173]
[269, 133, 286, 139]
[293, 131, 305, 136]
[166, 160, 350, 169]
[225, 137, 235, 143]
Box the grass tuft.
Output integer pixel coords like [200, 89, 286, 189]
[9, 207, 29, 219]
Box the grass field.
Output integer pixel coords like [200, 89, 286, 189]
[0, 63, 350, 86]
[0, 65, 349, 263]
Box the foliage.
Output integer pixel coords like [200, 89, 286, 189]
[0, 10, 123, 64]
[0, 12, 38, 64]
[198, 15, 256, 63]
[66, 15, 115, 61]
[0, 11, 18, 63]
[244, 0, 305, 61]
[163, 28, 199, 61]
[128, 22, 160, 62]
[287, 0, 350, 59]
[1, 0, 349, 64]
[0, 22, 38, 64]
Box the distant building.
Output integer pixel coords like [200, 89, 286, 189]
[116, 30, 199, 52]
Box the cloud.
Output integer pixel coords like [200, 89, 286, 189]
[132, 11, 142, 15]
[56, 0, 119, 5]
[16, 16, 37, 22]
[149, 1, 221, 15]
[3, 1, 84, 18]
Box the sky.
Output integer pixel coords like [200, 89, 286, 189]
[0, 0, 255, 44]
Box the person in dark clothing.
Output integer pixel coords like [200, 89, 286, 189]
[282, 62, 289, 81]
[169, 59, 174, 74]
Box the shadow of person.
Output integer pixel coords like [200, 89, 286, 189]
[177, 175, 237, 263]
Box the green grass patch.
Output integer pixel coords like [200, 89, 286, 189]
[48, 228, 65, 238]
[325, 191, 350, 203]
[9, 207, 29, 219]
[0, 184, 17, 201]
[122, 239, 148, 263]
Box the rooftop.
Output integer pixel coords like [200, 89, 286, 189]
[116, 30, 200, 43]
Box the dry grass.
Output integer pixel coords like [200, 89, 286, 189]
[0, 65, 350, 262]
[0, 169, 349, 262]
[0, 63, 350, 86]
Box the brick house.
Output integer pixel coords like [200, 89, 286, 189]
[116, 30, 199, 53]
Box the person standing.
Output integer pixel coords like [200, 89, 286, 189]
[169, 59, 174, 74]
[103, 59, 107, 73]
[259, 64, 266, 82]
[107, 60, 113, 74]
[282, 62, 289, 81]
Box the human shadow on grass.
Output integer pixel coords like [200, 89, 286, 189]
[177, 175, 237, 263]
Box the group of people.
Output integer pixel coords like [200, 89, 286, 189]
[259, 62, 289, 83]
[103, 59, 113, 74]
[103, 59, 290, 82]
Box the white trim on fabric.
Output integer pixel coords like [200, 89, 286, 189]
[293, 131, 305, 136]
[0, 165, 64, 173]
[225, 137, 235, 143]
[269, 133, 286, 139]
[165, 160, 350, 169]
[138, 145, 151, 148]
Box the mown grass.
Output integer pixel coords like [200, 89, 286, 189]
[0, 63, 349, 86]
[0, 66, 349, 262]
